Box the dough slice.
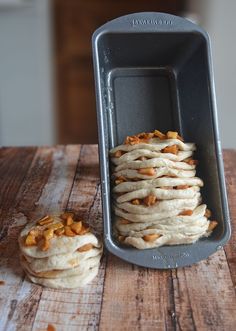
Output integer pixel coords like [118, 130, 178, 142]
[123, 229, 209, 249]
[115, 205, 207, 232]
[113, 177, 203, 193]
[117, 217, 209, 237]
[111, 149, 193, 165]
[23, 246, 103, 273]
[19, 231, 101, 258]
[115, 186, 200, 204]
[116, 194, 201, 215]
[114, 167, 196, 180]
[21, 254, 101, 279]
[110, 139, 196, 154]
[24, 266, 99, 289]
[115, 206, 189, 223]
[120, 217, 209, 238]
[114, 158, 195, 172]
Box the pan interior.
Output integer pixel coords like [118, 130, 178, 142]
[96, 31, 227, 245]
[108, 67, 179, 145]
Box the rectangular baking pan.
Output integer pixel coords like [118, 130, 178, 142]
[92, 12, 231, 268]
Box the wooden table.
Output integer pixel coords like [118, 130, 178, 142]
[0, 145, 236, 331]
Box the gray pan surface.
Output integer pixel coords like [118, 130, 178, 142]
[92, 12, 231, 268]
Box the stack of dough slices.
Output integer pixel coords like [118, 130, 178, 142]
[110, 130, 218, 249]
[18, 213, 103, 289]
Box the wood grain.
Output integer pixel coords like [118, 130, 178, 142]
[99, 247, 236, 331]
[99, 255, 175, 331]
[172, 250, 236, 331]
[224, 150, 236, 286]
[0, 146, 236, 331]
[32, 145, 106, 331]
[0, 147, 37, 239]
[0, 147, 36, 207]
[0, 146, 81, 331]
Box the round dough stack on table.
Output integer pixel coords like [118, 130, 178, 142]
[110, 130, 218, 249]
[18, 213, 103, 289]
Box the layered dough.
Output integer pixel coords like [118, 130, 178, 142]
[19, 213, 103, 288]
[110, 138, 196, 153]
[113, 177, 204, 193]
[26, 266, 99, 289]
[116, 186, 200, 203]
[23, 246, 102, 273]
[114, 167, 196, 180]
[116, 194, 201, 214]
[110, 130, 217, 249]
[111, 149, 193, 165]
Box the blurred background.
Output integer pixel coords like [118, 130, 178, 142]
[0, 0, 235, 147]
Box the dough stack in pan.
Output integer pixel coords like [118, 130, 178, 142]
[19, 213, 103, 288]
[110, 130, 218, 249]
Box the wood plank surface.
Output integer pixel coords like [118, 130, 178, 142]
[0, 147, 37, 240]
[32, 145, 106, 331]
[172, 250, 236, 331]
[0, 146, 81, 331]
[0, 146, 236, 331]
[99, 242, 236, 331]
[99, 256, 175, 331]
[223, 150, 236, 287]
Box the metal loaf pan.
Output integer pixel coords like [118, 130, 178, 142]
[92, 12, 231, 268]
